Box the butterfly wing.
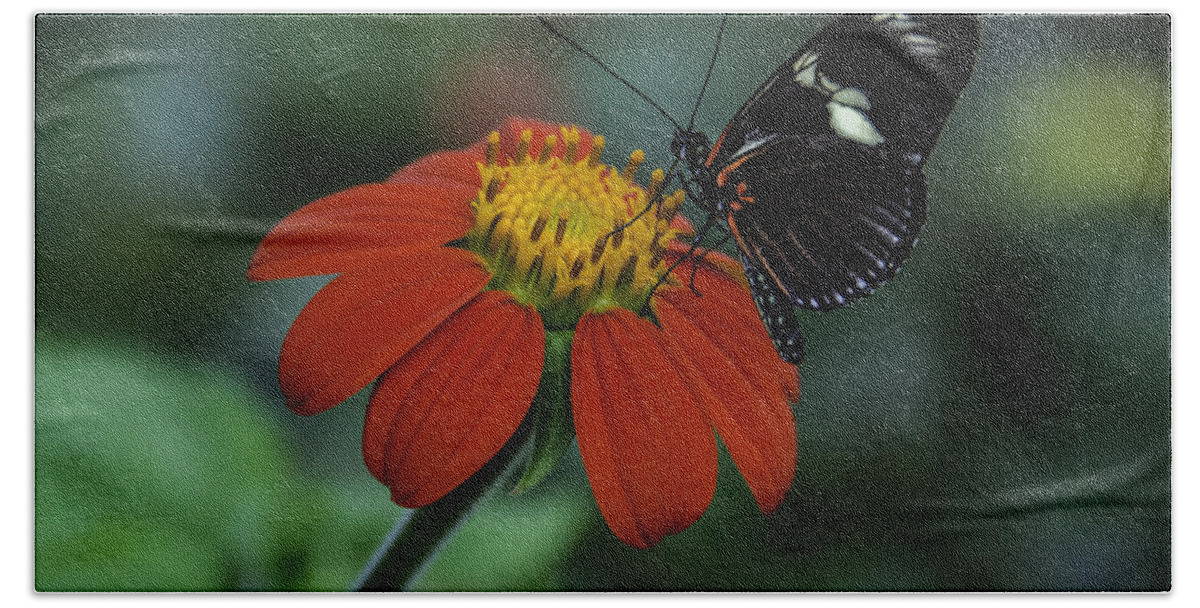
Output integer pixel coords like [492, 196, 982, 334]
[724, 138, 928, 312]
[710, 14, 979, 313]
[741, 251, 807, 364]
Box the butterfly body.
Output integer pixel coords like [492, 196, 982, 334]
[675, 14, 980, 364]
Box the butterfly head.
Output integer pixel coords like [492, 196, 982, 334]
[670, 130, 712, 177]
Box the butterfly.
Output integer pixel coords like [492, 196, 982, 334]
[545, 14, 981, 365]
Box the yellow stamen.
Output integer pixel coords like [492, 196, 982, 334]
[569, 254, 585, 279]
[554, 210, 570, 245]
[649, 238, 668, 269]
[657, 189, 685, 221]
[593, 267, 607, 292]
[590, 234, 608, 263]
[528, 250, 546, 285]
[622, 149, 645, 181]
[645, 168, 665, 204]
[564, 129, 580, 163]
[485, 175, 501, 203]
[587, 135, 606, 167]
[616, 254, 639, 288]
[515, 130, 532, 164]
[486, 131, 500, 166]
[537, 135, 557, 164]
[530, 210, 550, 243]
[488, 212, 511, 256]
[482, 210, 504, 245]
[466, 125, 685, 328]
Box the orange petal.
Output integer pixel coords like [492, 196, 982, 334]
[278, 247, 490, 416]
[571, 308, 717, 548]
[248, 182, 477, 281]
[363, 290, 545, 507]
[387, 148, 484, 190]
[665, 241, 746, 287]
[655, 257, 798, 513]
[669, 213, 696, 236]
[652, 285, 792, 513]
[663, 247, 800, 400]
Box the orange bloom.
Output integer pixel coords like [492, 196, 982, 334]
[248, 117, 799, 548]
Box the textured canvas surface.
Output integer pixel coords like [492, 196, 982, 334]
[34, 13, 1170, 591]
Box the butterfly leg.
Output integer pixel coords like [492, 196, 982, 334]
[687, 229, 732, 295]
[638, 210, 723, 315]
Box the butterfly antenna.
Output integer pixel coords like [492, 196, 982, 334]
[609, 14, 726, 245]
[537, 17, 690, 238]
[685, 15, 727, 134]
[538, 16, 686, 135]
[654, 15, 728, 301]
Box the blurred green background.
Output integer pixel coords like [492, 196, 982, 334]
[34, 14, 1170, 591]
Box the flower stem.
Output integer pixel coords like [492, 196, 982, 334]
[351, 425, 528, 592]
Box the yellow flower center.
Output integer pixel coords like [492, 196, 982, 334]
[466, 126, 687, 330]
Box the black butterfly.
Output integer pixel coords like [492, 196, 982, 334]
[546, 14, 981, 364]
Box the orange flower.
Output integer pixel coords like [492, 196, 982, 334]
[248, 117, 799, 548]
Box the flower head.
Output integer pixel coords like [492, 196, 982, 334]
[248, 117, 800, 548]
[468, 125, 684, 328]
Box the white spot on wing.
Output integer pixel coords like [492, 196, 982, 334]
[904, 33, 936, 44]
[881, 13, 917, 31]
[731, 132, 778, 159]
[819, 73, 841, 93]
[874, 205, 907, 231]
[791, 49, 884, 147]
[831, 87, 871, 110]
[792, 51, 818, 73]
[903, 33, 939, 56]
[794, 64, 817, 87]
[866, 218, 901, 244]
[854, 242, 888, 271]
[828, 103, 885, 146]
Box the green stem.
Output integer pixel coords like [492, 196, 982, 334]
[351, 424, 528, 592]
